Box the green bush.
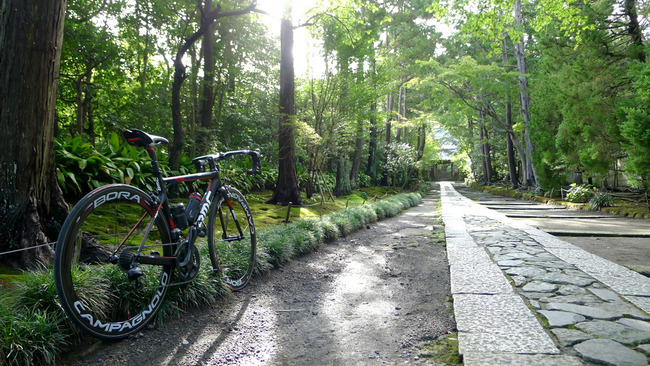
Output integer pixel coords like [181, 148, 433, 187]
[589, 192, 612, 211]
[1, 268, 70, 366]
[56, 133, 195, 199]
[0, 306, 69, 365]
[565, 183, 595, 203]
[257, 225, 295, 267]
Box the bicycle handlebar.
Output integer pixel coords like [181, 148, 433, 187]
[192, 149, 261, 175]
[123, 128, 261, 176]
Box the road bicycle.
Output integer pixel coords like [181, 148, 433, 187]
[54, 129, 260, 340]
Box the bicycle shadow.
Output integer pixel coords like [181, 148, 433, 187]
[158, 292, 253, 365]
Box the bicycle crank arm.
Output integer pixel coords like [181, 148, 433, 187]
[136, 255, 176, 267]
[222, 235, 245, 242]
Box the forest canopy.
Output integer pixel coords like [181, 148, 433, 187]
[51, 0, 650, 197]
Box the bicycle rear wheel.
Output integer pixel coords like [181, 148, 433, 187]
[207, 186, 257, 291]
[54, 185, 173, 340]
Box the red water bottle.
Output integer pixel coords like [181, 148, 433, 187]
[186, 192, 202, 224]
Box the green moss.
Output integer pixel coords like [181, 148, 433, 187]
[470, 184, 650, 219]
[0, 266, 21, 290]
[419, 333, 462, 365]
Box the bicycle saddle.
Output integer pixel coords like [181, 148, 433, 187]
[123, 129, 169, 147]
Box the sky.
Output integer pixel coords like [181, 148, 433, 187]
[255, 0, 327, 77]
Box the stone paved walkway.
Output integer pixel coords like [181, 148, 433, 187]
[440, 182, 650, 366]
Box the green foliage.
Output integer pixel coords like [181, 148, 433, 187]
[621, 61, 650, 189]
[0, 268, 69, 366]
[589, 192, 612, 211]
[385, 143, 419, 186]
[55, 133, 195, 198]
[220, 159, 278, 193]
[358, 173, 372, 188]
[565, 184, 595, 203]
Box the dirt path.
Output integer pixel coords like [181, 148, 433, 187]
[60, 193, 455, 365]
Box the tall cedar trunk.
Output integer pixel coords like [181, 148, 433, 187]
[267, 14, 303, 206]
[502, 37, 519, 188]
[380, 91, 394, 186]
[505, 104, 519, 188]
[76, 77, 84, 135]
[350, 61, 363, 189]
[0, 0, 69, 268]
[395, 87, 403, 143]
[366, 102, 378, 181]
[350, 120, 362, 189]
[198, 0, 217, 154]
[514, 0, 537, 188]
[333, 156, 352, 196]
[188, 45, 200, 158]
[170, 57, 186, 170]
[479, 112, 492, 185]
[416, 124, 425, 161]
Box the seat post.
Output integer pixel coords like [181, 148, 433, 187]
[145, 146, 166, 194]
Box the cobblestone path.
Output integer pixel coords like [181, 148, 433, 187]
[441, 182, 650, 366]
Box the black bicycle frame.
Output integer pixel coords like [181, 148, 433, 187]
[132, 147, 242, 268]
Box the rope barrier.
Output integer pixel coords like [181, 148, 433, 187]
[0, 194, 392, 257]
[0, 241, 56, 257]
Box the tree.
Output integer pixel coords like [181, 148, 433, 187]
[513, 0, 536, 188]
[0, 0, 69, 268]
[169, 2, 256, 170]
[267, 9, 303, 206]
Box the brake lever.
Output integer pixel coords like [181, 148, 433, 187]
[247, 149, 261, 176]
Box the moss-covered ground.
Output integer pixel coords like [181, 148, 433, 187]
[471, 183, 650, 219]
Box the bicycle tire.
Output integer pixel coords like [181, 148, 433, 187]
[207, 186, 257, 291]
[54, 184, 173, 340]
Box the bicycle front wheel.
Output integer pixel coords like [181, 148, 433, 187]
[207, 186, 257, 291]
[54, 184, 173, 340]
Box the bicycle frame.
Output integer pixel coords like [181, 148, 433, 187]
[126, 144, 256, 269]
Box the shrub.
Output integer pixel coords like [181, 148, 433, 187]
[319, 217, 340, 242]
[257, 225, 295, 267]
[1, 268, 70, 365]
[56, 133, 200, 199]
[589, 192, 612, 211]
[565, 184, 595, 203]
[0, 306, 69, 365]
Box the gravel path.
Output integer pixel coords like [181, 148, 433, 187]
[60, 192, 455, 365]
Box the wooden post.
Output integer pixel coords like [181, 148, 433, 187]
[284, 202, 292, 223]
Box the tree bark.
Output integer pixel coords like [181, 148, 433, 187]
[502, 37, 519, 189]
[0, 0, 69, 268]
[198, 0, 218, 154]
[334, 156, 352, 196]
[366, 102, 378, 181]
[267, 13, 303, 206]
[623, 0, 645, 62]
[514, 0, 537, 188]
[479, 112, 493, 185]
[350, 123, 363, 189]
[380, 91, 394, 186]
[416, 123, 426, 161]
